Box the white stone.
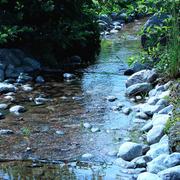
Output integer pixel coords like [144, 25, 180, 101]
[0, 83, 16, 93]
[147, 97, 160, 105]
[122, 107, 132, 115]
[9, 105, 26, 115]
[81, 153, 94, 160]
[158, 105, 173, 115]
[114, 158, 135, 168]
[91, 127, 100, 133]
[0, 103, 8, 110]
[137, 172, 162, 180]
[141, 121, 153, 132]
[83, 123, 92, 129]
[136, 112, 149, 119]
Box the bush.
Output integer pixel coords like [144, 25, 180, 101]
[0, 0, 100, 67]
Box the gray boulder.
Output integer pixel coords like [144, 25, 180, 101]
[147, 125, 165, 144]
[132, 155, 152, 168]
[0, 83, 16, 93]
[137, 172, 161, 180]
[142, 104, 164, 116]
[141, 121, 153, 132]
[158, 105, 174, 115]
[118, 142, 143, 161]
[126, 69, 158, 88]
[158, 165, 180, 180]
[126, 83, 153, 96]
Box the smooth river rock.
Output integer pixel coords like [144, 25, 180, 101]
[9, 105, 26, 115]
[137, 172, 161, 180]
[0, 83, 16, 93]
[117, 142, 143, 161]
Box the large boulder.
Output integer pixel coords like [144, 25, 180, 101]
[0, 49, 41, 80]
[126, 69, 158, 88]
[117, 142, 143, 161]
[141, 13, 170, 49]
[126, 83, 153, 96]
[0, 83, 16, 93]
[158, 165, 180, 180]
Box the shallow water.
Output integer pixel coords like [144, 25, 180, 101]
[0, 19, 146, 179]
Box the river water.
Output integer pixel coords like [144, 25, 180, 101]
[0, 19, 146, 179]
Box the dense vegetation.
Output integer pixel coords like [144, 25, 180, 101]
[0, 0, 100, 66]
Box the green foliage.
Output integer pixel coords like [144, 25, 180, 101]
[0, 0, 100, 66]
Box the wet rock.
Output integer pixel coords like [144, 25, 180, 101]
[122, 107, 132, 115]
[126, 83, 153, 97]
[132, 155, 152, 168]
[141, 121, 153, 132]
[142, 144, 150, 155]
[158, 165, 180, 180]
[147, 125, 165, 144]
[56, 130, 64, 136]
[124, 68, 134, 76]
[106, 96, 117, 102]
[0, 129, 14, 135]
[83, 123, 92, 129]
[107, 150, 118, 157]
[0, 103, 8, 110]
[21, 85, 33, 92]
[17, 73, 32, 83]
[156, 99, 169, 106]
[146, 135, 170, 159]
[164, 81, 173, 90]
[147, 154, 169, 173]
[0, 83, 16, 93]
[9, 105, 26, 115]
[126, 69, 158, 88]
[81, 153, 94, 160]
[110, 29, 119, 34]
[63, 73, 75, 80]
[158, 90, 170, 99]
[158, 105, 173, 115]
[152, 114, 170, 126]
[91, 127, 100, 133]
[114, 157, 135, 168]
[34, 97, 51, 105]
[137, 172, 161, 180]
[147, 97, 160, 105]
[136, 95, 142, 101]
[136, 112, 149, 120]
[141, 104, 164, 116]
[4, 95, 15, 102]
[35, 76, 45, 84]
[163, 152, 180, 167]
[117, 142, 143, 161]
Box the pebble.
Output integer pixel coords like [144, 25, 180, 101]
[0, 129, 14, 135]
[56, 130, 65, 136]
[83, 123, 92, 129]
[91, 127, 100, 133]
[122, 107, 132, 115]
[9, 105, 26, 115]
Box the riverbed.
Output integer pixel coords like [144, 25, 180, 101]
[0, 19, 146, 179]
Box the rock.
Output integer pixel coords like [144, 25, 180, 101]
[83, 123, 92, 129]
[69, 55, 81, 65]
[0, 83, 16, 93]
[56, 130, 64, 136]
[158, 90, 170, 99]
[81, 153, 94, 160]
[152, 114, 170, 126]
[122, 107, 132, 115]
[137, 172, 161, 180]
[110, 29, 119, 34]
[147, 154, 169, 173]
[164, 81, 173, 90]
[146, 135, 170, 159]
[63, 73, 76, 80]
[136, 95, 142, 101]
[141, 13, 170, 49]
[126, 69, 158, 88]
[117, 142, 143, 161]
[0, 103, 8, 110]
[136, 112, 149, 119]
[34, 97, 51, 105]
[35, 76, 45, 84]
[158, 165, 180, 180]
[141, 121, 153, 132]
[0, 129, 14, 135]
[21, 85, 33, 92]
[158, 105, 173, 115]
[4, 79, 16, 84]
[124, 68, 134, 75]
[147, 125, 165, 144]
[0, 65, 4, 82]
[132, 155, 152, 168]
[147, 97, 160, 105]
[9, 105, 26, 115]
[106, 96, 117, 102]
[91, 127, 100, 133]
[22, 57, 41, 71]
[126, 83, 153, 96]
[156, 99, 169, 106]
[107, 150, 118, 157]
[4, 95, 15, 102]
[17, 73, 32, 83]
[114, 158, 135, 168]
[163, 152, 180, 168]
[142, 144, 150, 155]
[133, 119, 146, 123]
[141, 104, 164, 116]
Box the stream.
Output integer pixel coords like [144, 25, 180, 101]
[0, 19, 146, 180]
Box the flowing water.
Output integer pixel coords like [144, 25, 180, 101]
[0, 19, 146, 179]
